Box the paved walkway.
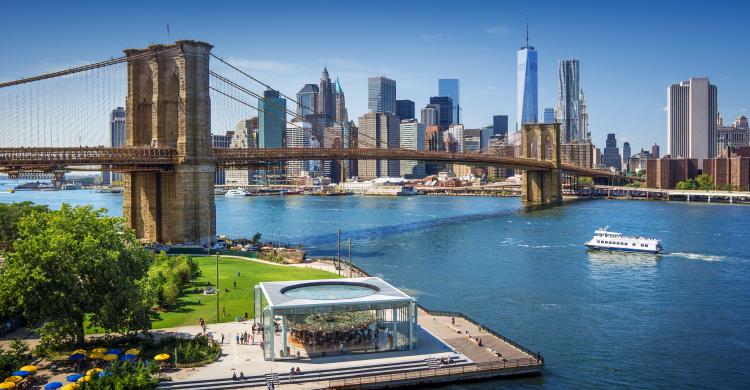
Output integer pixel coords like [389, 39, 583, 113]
[418, 310, 537, 364]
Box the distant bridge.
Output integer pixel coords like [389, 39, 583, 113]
[0, 40, 625, 244]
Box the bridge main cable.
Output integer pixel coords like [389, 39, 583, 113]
[0, 47, 178, 89]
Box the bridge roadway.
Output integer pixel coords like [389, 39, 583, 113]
[0, 146, 614, 178]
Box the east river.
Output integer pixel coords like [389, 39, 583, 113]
[2, 183, 749, 388]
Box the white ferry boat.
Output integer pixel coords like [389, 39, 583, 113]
[585, 227, 662, 254]
[224, 188, 251, 197]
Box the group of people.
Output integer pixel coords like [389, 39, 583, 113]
[236, 331, 254, 345]
[288, 366, 303, 382]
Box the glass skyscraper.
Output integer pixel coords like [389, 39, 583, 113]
[438, 79, 460, 124]
[368, 76, 396, 114]
[296, 84, 318, 117]
[259, 89, 286, 148]
[557, 59, 581, 142]
[517, 32, 538, 129]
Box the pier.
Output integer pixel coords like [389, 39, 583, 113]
[568, 185, 750, 204]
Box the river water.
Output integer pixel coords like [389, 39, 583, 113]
[2, 184, 749, 388]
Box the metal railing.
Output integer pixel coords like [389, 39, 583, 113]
[417, 306, 544, 363]
[327, 358, 542, 388]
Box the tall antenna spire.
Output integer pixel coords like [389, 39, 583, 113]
[525, 14, 529, 48]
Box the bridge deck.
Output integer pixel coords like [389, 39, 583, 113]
[0, 147, 617, 177]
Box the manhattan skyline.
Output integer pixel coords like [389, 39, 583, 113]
[1, 0, 748, 151]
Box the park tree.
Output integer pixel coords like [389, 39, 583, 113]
[0, 204, 153, 347]
[695, 174, 714, 191]
[0, 201, 49, 254]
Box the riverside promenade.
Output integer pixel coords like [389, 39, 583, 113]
[150, 258, 543, 389]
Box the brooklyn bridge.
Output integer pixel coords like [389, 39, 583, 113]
[0, 40, 623, 245]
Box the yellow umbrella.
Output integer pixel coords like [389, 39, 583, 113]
[76, 376, 91, 383]
[153, 353, 170, 362]
[85, 368, 102, 376]
[125, 348, 140, 356]
[0, 382, 15, 389]
[18, 366, 36, 374]
[61, 384, 79, 390]
[3, 377, 21, 384]
[87, 352, 104, 360]
[73, 349, 87, 354]
[102, 354, 118, 361]
[91, 347, 107, 354]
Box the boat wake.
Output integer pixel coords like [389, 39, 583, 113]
[665, 252, 724, 262]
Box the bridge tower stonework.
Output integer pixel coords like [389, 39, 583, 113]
[521, 123, 562, 203]
[123, 41, 215, 244]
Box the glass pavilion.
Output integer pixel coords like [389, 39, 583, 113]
[254, 277, 417, 361]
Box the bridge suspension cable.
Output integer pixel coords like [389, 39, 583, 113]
[209, 71, 379, 150]
[0, 47, 178, 89]
[210, 53, 393, 149]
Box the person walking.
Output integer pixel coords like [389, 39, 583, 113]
[221, 333, 225, 344]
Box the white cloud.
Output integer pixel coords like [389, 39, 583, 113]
[419, 33, 444, 41]
[485, 24, 509, 35]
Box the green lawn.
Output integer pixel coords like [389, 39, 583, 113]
[150, 256, 339, 329]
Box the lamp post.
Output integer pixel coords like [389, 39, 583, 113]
[216, 250, 220, 323]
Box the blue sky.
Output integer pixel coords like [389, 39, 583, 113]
[1, 0, 748, 151]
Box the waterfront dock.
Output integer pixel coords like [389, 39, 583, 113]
[569, 185, 750, 204]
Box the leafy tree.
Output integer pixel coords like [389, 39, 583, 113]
[0, 204, 153, 346]
[251, 232, 263, 246]
[695, 174, 714, 191]
[0, 339, 31, 378]
[79, 361, 158, 390]
[676, 179, 698, 190]
[0, 201, 49, 254]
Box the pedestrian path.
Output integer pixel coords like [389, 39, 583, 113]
[157, 355, 468, 389]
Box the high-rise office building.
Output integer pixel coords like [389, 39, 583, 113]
[259, 89, 286, 148]
[357, 112, 400, 179]
[102, 107, 126, 186]
[396, 100, 415, 121]
[463, 128, 482, 153]
[368, 76, 396, 114]
[286, 119, 312, 178]
[580, 90, 589, 140]
[422, 105, 440, 127]
[651, 143, 660, 159]
[622, 141, 631, 170]
[492, 115, 508, 137]
[447, 124, 465, 153]
[438, 79, 460, 124]
[225, 119, 257, 186]
[296, 84, 319, 117]
[318, 67, 335, 125]
[556, 59, 581, 142]
[667, 78, 718, 165]
[429, 96, 453, 130]
[716, 115, 749, 156]
[602, 133, 622, 170]
[211, 130, 234, 185]
[517, 25, 538, 129]
[334, 77, 348, 123]
[543, 108, 555, 124]
[480, 126, 494, 151]
[399, 119, 425, 178]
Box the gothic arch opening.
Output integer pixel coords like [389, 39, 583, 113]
[134, 70, 153, 146]
[529, 135, 538, 159]
[543, 134, 552, 161]
[156, 71, 180, 148]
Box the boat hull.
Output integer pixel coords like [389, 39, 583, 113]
[585, 244, 661, 254]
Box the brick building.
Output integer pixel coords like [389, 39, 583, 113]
[646, 158, 698, 189]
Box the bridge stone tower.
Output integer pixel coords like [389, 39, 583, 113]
[123, 41, 215, 245]
[521, 123, 562, 203]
